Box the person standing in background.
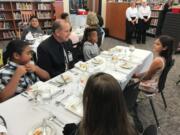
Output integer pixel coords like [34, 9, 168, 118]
[137, 0, 151, 44]
[126, 1, 138, 44]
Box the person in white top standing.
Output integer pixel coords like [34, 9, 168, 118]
[137, 0, 151, 44]
[126, 1, 138, 44]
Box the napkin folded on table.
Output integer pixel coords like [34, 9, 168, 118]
[25, 32, 34, 41]
[30, 81, 63, 99]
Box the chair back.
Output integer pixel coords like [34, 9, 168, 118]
[158, 59, 175, 92]
[143, 125, 157, 135]
[123, 80, 140, 112]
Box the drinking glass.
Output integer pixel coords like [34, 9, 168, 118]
[129, 45, 135, 61]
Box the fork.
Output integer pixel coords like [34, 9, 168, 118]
[48, 115, 64, 127]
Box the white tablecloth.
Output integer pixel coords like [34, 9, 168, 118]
[0, 46, 153, 135]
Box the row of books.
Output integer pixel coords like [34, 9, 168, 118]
[2, 31, 16, 39]
[38, 3, 51, 10]
[37, 12, 51, 19]
[151, 11, 160, 18]
[13, 12, 21, 20]
[0, 14, 6, 20]
[43, 21, 52, 28]
[0, 4, 4, 10]
[147, 28, 156, 35]
[0, 22, 12, 29]
[16, 3, 33, 10]
[150, 18, 158, 26]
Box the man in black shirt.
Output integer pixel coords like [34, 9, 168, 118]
[37, 19, 74, 78]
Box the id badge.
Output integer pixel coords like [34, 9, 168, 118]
[68, 51, 73, 62]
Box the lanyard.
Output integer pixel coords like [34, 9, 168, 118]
[62, 45, 69, 71]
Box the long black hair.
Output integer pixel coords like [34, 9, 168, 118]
[3, 40, 29, 64]
[80, 72, 137, 135]
[158, 35, 174, 67]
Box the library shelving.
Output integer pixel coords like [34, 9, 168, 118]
[146, 2, 163, 37]
[0, 0, 55, 40]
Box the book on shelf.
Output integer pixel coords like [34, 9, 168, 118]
[0, 4, 4, 10]
[43, 20, 52, 28]
[3, 31, 16, 39]
[37, 12, 51, 19]
[151, 11, 160, 18]
[147, 28, 156, 35]
[13, 12, 21, 20]
[150, 18, 158, 26]
[16, 3, 33, 10]
[0, 14, 6, 20]
[38, 3, 51, 10]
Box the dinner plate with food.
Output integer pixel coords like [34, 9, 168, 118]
[110, 46, 122, 52]
[91, 57, 104, 65]
[75, 61, 88, 71]
[120, 62, 134, 69]
[27, 121, 56, 135]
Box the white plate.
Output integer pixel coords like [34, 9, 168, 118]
[101, 51, 112, 56]
[56, 73, 73, 84]
[62, 96, 83, 117]
[120, 62, 134, 69]
[91, 57, 104, 64]
[110, 46, 122, 52]
[29, 82, 62, 99]
[27, 121, 56, 135]
[75, 61, 88, 71]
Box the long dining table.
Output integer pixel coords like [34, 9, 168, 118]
[0, 46, 153, 135]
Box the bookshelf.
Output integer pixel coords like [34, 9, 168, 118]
[0, 0, 55, 40]
[146, 3, 163, 37]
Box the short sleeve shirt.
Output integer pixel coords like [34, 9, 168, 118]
[0, 61, 39, 94]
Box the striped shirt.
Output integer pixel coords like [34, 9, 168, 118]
[0, 61, 39, 94]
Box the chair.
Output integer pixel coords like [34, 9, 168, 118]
[143, 125, 157, 135]
[176, 75, 180, 85]
[123, 80, 144, 133]
[141, 59, 175, 127]
[18, 11, 35, 38]
[72, 41, 85, 63]
[100, 27, 105, 45]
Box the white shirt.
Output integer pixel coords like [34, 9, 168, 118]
[138, 5, 151, 19]
[126, 7, 138, 21]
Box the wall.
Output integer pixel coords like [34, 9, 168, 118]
[63, 0, 69, 13]
[54, 1, 64, 18]
[61, 0, 107, 26]
[101, 0, 107, 26]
